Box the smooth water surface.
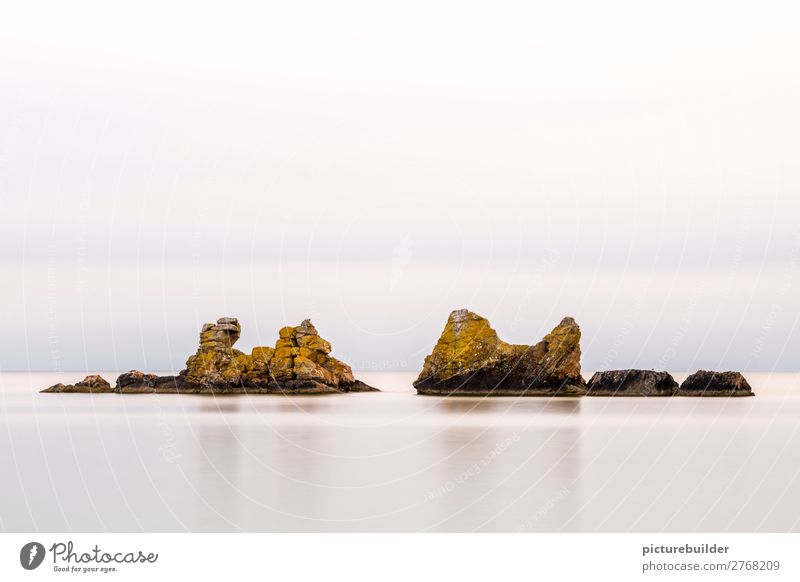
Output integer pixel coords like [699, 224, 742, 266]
[1, 371, 799, 532]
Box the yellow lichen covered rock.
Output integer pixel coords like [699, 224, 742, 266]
[414, 309, 585, 396]
[266, 319, 359, 392]
[177, 317, 376, 394]
[250, 346, 274, 375]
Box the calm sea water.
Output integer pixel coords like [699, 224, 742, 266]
[1, 371, 798, 532]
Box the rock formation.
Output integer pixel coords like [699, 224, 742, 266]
[178, 317, 252, 391]
[38, 315, 757, 399]
[42, 374, 114, 393]
[263, 319, 366, 392]
[414, 309, 586, 395]
[679, 370, 754, 397]
[585, 370, 678, 396]
[42, 317, 376, 395]
[177, 317, 376, 393]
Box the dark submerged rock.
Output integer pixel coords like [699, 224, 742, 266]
[585, 369, 678, 396]
[679, 370, 754, 397]
[414, 309, 586, 396]
[42, 374, 113, 393]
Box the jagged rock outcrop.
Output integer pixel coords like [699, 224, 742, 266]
[414, 309, 586, 396]
[41, 318, 377, 395]
[263, 319, 366, 392]
[176, 317, 376, 393]
[179, 317, 250, 390]
[585, 369, 678, 396]
[679, 370, 754, 397]
[42, 374, 113, 393]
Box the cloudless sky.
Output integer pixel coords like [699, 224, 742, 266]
[2, 1, 799, 372]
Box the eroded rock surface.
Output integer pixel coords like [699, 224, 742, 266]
[42, 374, 113, 393]
[179, 317, 251, 391]
[42, 318, 377, 395]
[414, 309, 585, 395]
[114, 370, 182, 393]
[586, 370, 678, 396]
[115, 370, 159, 393]
[679, 370, 754, 397]
[176, 317, 376, 393]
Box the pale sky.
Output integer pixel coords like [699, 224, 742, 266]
[2, 0, 799, 372]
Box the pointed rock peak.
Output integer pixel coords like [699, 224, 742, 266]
[537, 317, 582, 374]
[416, 309, 507, 384]
[297, 319, 318, 336]
[442, 309, 499, 339]
[545, 317, 581, 343]
[448, 308, 476, 322]
[445, 309, 496, 336]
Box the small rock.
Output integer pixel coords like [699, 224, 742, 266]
[115, 370, 160, 392]
[585, 370, 678, 396]
[41, 374, 113, 393]
[679, 370, 754, 397]
[345, 380, 381, 393]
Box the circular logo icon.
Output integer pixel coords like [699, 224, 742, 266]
[20, 542, 45, 570]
